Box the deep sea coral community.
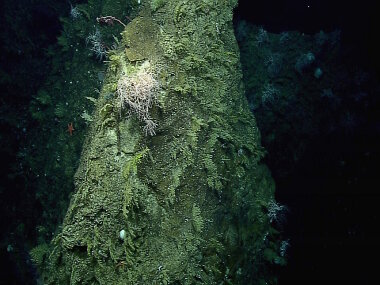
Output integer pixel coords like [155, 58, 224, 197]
[31, 0, 283, 284]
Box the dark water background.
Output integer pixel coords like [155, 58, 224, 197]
[1, 0, 379, 284]
[236, 0, 380, 284]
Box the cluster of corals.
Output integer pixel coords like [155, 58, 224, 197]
[117, 62, 159, 136]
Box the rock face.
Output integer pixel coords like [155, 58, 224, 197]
[41, 1, 280, 284]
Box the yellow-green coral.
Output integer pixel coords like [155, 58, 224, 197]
[151, 0, 166, 12]
[30, 243, 50, 267]
[192, 204, 204, 232]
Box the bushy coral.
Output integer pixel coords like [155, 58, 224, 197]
[261, 83, 279, 106]
[86, 28, 107, 61]
[116, 61, 159, 135]
[30, 243, 50, 267]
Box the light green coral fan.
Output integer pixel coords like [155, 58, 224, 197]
[30, 243, 50, 267]
[192, 204, 204, 233]
[37, 0, 280, 284]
